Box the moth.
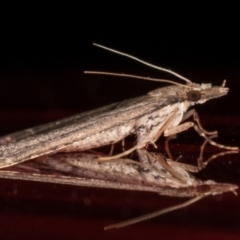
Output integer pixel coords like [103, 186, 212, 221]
[0, 44, 238, 229]
[0, 43, 238, 169]
[0, 150, 238, 230]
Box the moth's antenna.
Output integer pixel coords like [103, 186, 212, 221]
[93, 43, 192, 84]
[84, 71, 187, 88]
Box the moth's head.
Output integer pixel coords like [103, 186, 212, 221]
[185, 80, 229, 104]
[149, 80, 229, 105]
[198, 180, 238, 196]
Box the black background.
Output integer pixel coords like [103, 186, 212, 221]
[0, 3, 240, 240]
[0, 4, 240, 118]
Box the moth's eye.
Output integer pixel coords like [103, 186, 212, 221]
[187, 90, 201, 102]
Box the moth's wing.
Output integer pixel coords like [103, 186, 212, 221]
[0, 102, 121, 145]
[0, 151, 190, 195]
[0, 152, 237, 197]
[4, 152, 145, 183]
[0, 93, 180, 168]
[0, 152, 161, 193]
[0, 92, 174, 145]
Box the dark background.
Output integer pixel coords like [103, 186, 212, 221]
[0, 3, 240, 240]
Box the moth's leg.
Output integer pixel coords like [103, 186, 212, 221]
[166, 149, 238, 173]
[108, 138, 130, 157]
[165, 134, 238, 173]
[126, 138, 135, 160]
[165, 136, 185, 161]
[122, 138, 126, 153]
[107, 137, 128, 156]
[105, 196, 204, 230]
[164, 122, 238, 168]
[200, 150, 239, 169]
[181, 109, 217, 136]
[193, 123, 238, 151]
[165, 135, 238, 173]
[164, 108, 219, 137]
[164, 122, 194, 137]
[166, 159, 199, 172]
[137, 149, 187, 183]
[165, 135, 179, 160]
[109, 144, 114, 155]
[99, 109, 179, 161]
[167, 136, 217, 172]
[164, 109, 222, 160]
[164, 119, 238, 152]
[197, 134, 216, 169]
[197, 135, 239, 170]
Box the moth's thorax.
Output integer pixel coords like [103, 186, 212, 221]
[167, 101, 190, 128]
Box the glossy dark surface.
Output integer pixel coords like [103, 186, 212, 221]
[0, 5, 240, 239]
[0, 111, 239, 240]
